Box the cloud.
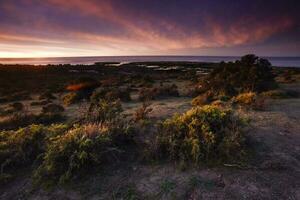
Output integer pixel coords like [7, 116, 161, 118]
[0, 0, 299, 57]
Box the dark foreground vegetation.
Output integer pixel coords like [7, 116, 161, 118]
[1, 55, 300, 199]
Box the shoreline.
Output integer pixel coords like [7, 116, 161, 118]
[1, 56, 300, 67]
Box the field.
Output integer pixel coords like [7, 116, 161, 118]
[0, 56, 300, 199]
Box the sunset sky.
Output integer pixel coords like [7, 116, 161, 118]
[0, 0, 299, 58]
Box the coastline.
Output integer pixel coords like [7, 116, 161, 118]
[1, 55, 300, 67]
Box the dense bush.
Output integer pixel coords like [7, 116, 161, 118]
[231, 92, 267, 110]
[86, 98, 123, 123]
[91, 87, 131, 102]
[130, 75, 154, 87]
[0, 124, 68, 174]
[34, 123, 134, 185]
[138, 87, 158, 101]
[65, 77, 100, 103]
[159, 84, 179, 97]
[153, 105, 247, 164]
[233, 92, 257, 107]
[198, 55, 277, 98]
[138, 84, 179, 101]
[191, 91, 213, 106]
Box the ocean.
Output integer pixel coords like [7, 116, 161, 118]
[0, 56, 300, 67]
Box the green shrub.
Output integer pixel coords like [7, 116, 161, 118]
[91, 87, 131, 102]
[232, 92, 267, 110]
[86, 98, 123, 123]
[233, 92, 257, 107]
[138, 85, 179, 101]
[133, 102, 153, 122]
[191, 92, 213, 106]
[62, 92, 80, 106]
[198, 55, 277, 98]
[154, 105, 246, 164]
[138, 87, 158, 101]
[158, 84, 179, 97]
[34, 123, 134, 185]
[0, 124, 68, 173]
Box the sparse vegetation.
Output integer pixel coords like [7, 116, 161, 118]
[0, 58, 299, 199]
[133, 102, 153, 122]
[261, 89, 299, 99]
[0, 111, 65, 130]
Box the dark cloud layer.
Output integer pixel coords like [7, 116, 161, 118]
[0, 0, 299, 57]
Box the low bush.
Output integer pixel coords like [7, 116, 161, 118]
[191, 92, 213, 106]
[138, 84, 179, 101]
[196, 55, 277, 98]
[3, 92, 32, 102]
[66, 77, 100, 92]
[65, 77, 100, 103]
[39, 92, 56, 100]
[233, 92, 257, 107]
[232, 92, 267, 110]
[153, 105, 247, 164]
[130, 75, 154, 87]
[158, 84, 179, 97]
[34, 122, 134, 185]
[91, 87, 131, 102]
[133, 102, 153, 122]
[9, 102, 24, 112]
[42, 104, 65, 114]
[62, 92, 80, 106]
[0, 124, 68, 174]
[138, 87, 158, 101]
[261, 89, 299, 99]
[86, 98, 123, 123]
[0, 112, 65, 130]
[31, 100, 51, 106]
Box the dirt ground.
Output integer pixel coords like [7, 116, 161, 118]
[1, 83, 300, 200]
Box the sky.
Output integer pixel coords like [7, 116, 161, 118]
[0, 0, 299, 58]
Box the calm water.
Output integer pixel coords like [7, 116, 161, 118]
[0, 56, 300, 67]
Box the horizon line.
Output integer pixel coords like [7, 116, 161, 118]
[1, 55, 300, 60]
